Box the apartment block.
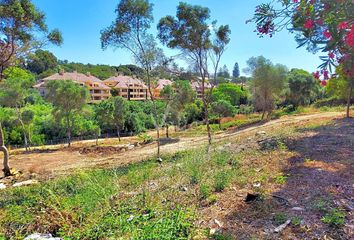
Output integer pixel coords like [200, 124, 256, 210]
[103, 75, 149, 101]
[33, 71, 111, 103]
[153, 79, 173, 99]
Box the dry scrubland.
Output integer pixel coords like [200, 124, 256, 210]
[0, 111, 353, 239]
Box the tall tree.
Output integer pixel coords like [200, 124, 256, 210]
[46, 80, 89, 147]
[287, 69, 321, 107]
[158, 2, 231, 145]
[0, 67, 35, 151]
[233, 62, 240, 78]
[101, 0, 165, 160]
[112, 96, 127, 142]
[246, 56, 287, 119]
[211, 99, 236, 129]
[249, 0, 353, 117]
[0, 0, 63, 80]
[26, 50, 58, 75]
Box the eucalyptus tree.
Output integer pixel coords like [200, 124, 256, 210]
[101, 0, 165, 159]
[46, 80, 89, 147]
[0, 0, 63, 80]
[157, 2, 231, 145]
[0, 67, 35, 151]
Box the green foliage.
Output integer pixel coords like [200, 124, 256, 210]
[321, 208, 346, 227]
[214, 172, 230, 192]
[273, 212, 288, 225]
[138, 133, 153, 144]
[27, 50, 58, 75]
[212, 83, 248, 106]
[287, 68, 321, 107]
[247, 56, 288, 117]
[274, 174, 288, 184]
[199, 184, 212, 200]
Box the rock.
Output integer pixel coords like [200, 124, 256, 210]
[127, 144, 135, 150]
[291, 207, 305, 211]
[157, 157, 163, 163]
[180, 186, 188, 192]
[256, 131, 266, 136]
[274, 219, 291, 233]
[13, 180, 39, 187]
[245, 193, 261, 203]
[24, 233, 62, 240]
[0, 183, 6, 190]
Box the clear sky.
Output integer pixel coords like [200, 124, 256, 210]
[33, 0, 322, 75]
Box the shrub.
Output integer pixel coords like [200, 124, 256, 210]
[214, 172, 230, 192]
[273, 212, 288, 225]
[321, 208, 346, 227]
[199, 184, 211, 200]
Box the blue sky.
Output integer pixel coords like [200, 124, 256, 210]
[33, 0, 322, 75]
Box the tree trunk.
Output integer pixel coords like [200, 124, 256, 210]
[205, 104, 212, 145]
[346, 83, 353, 118]
[166, 125, 169, 138]
[16, 107, 29, 151]
[219, 117, 222, 130]
[0, 123, 11, 177]
[261, 109, 266, 120]
[116, 125, 121, 142]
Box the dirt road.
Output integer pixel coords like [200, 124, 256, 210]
[6, 112, 344, 177]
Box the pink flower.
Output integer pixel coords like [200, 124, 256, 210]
[304, 19, 314, 29]
[345, 27, 354, 46]
[321, 80, 327, 86]
[292, 0, 299, 3]
[323, 70, 329, 80]
[312, 71, 320, 79]
[337, 21, 348, 30]
[328, 52, 335, 59]
[323, 30, 332, 39]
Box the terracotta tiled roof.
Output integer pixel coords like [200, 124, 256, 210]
[41, 72, 110, 90]
[156, 79, 173, 90]
[104, 75, 148, 89]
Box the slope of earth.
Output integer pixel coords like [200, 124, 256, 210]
[0, 112, 352, 239]
[3, 112, 344, 179]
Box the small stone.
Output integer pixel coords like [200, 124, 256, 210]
[180, 186, 188, 192]
[224, 143, 232, 147]
[127, 144, 135, 150]
[291, 207, 305, 211]
[157, 158, 163, 163]
[13, 180, 39, 187]
[209, 228, 217, 235]
[0, 183, 6, 190]
[256, 131, 266, 136]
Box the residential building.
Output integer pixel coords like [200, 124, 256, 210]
[153, 79, 173, 99]
[33, 71, 111, 103]
[103, 75, 149, 101]
[191, 81, 212, 98]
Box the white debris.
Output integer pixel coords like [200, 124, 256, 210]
[13, 180, 39, 187]
[0, 183, 6, 190]
[274, 219, 291, 233]
[24, 233, 62, 240]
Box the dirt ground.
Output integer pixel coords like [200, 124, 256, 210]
[198, 115, 354, 239]
[2, 112, 345, 180]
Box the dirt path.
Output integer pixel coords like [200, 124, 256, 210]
[6, 112, 344, 178]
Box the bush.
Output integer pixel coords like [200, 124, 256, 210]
[313, 97, 347, 108]
[199, 184, 211, 200]
[214, 172, 230, 192]
[321, 208, 346, 227]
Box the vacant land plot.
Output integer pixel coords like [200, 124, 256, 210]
[0, 112, 352, 239]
